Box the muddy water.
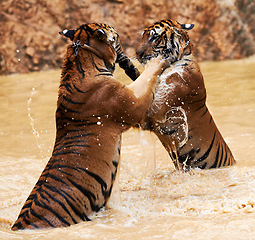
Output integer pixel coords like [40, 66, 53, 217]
[0, 56, 255, 239]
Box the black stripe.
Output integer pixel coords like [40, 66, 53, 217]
[29, 208, 55, 228]
[33, 198, 71, 227]
[75, 59, 85, 78]
[46, 174, 70, 187]
[194, 132, 216, 164]
[58, 188, 90, 221]
[53, 143, 89, 152]
[73, 122, 99, 127]
[91, 57, 110, 73]
[63, 95, 85, 105]
[29, 222, 40, 229]
[38, 190, 51, 204]
[42, 189, 78, 224]
[43, 184, 75, 202]
[67, 178, 101, 212]
[210, 143, 221, 168]
[111, 170, 117, 181]
[55, 131, 92, 146]
[56, 116, 93, 124]
[12, 222, 24, 230]
[112, 160, 118, 168]
[56, 133, 90, 146]
[199, 162, 207, 169]
[57, 103, 80, 114]
[57, 168, 76, 177]
[170, 32, 175, 49]
[25, 193, 37, 205]
[188, 95, 206, 104]
[23, 215, 35, 227]
[72, 83, 88, 93]
[195, 103, 206, 112]
[222, 143, 229, 166]
[78, 168, 108, 194]
[217, 143, 225, 167]
[49, 164, 81, 173]
[60, 83, 73, 94]
[201, 107, 208, 117]
[209, 116, 213, 124]
[65, 133, 92, 140]
[18, 209, 29, 219]
[52, 150, 83, 157]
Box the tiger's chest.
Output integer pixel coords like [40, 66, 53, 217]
[150, 63, 187, 112]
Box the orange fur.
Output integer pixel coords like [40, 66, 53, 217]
[137, 19, 235, 170]
[12, 23, 168, 230]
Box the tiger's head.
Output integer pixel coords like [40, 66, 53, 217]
[60, 23, 139, 80]
[136, 19, 194, 64]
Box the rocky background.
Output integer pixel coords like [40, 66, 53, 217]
[0, 0, 254, 75]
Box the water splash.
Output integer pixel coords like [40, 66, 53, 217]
[140, 130, 156, 176]
[27, 85, 45, 163]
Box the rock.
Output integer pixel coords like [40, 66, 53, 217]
[25, 47, 35, 57]
[0, 0, 254, 75]
[32, 56, 40, 65]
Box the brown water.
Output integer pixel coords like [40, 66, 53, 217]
[0, 56, 255, 239]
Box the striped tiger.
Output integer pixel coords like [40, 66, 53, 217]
[12, 23, 169, 230]
[136, 19, 236, 170]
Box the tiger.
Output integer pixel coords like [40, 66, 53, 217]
[136, 19, 236, 170]
[11, 23, 169, 230]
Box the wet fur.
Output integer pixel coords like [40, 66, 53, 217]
[136, 19, 235, 170]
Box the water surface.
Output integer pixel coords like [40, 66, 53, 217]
[0, 56, 255, 239]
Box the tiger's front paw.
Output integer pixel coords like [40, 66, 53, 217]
[145, 55, 170, 74]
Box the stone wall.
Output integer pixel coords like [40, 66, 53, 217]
[0, 0, 254, 74]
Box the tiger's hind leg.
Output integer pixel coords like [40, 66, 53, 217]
[141, 107, 189, 171]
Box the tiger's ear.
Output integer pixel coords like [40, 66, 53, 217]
[180, 24, 195, 30]
[94, 29, 107, 41]
[59, 29, 76, 41]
